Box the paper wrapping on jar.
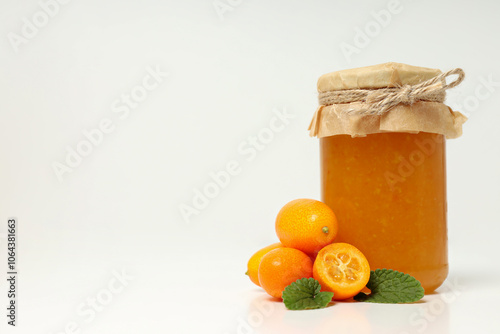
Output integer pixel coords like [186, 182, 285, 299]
[309, 62, 468, 139]
[308, 102, 467, 139]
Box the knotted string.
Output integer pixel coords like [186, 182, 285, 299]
[318, 68, 465, 115]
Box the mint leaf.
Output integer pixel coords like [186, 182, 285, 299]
[354, 269, 424, 303]
[282, 278, 334, 310]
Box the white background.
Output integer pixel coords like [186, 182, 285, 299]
[1, 0, 499, 333]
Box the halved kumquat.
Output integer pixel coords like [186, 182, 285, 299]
[313, 243, 370, 300]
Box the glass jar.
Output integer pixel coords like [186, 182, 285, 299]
[310, 63, 467, 292]
[321, 132, 447, 292]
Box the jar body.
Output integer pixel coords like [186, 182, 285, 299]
[320, 132, 447, 292]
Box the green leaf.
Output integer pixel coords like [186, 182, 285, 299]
[282, 278, 334, 310]
[354, 269, 425, 304]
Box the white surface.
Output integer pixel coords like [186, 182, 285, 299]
[1, 0, 500, 333]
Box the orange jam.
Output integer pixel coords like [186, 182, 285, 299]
[320, 132, 447, 292]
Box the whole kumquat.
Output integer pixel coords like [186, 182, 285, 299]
[276, 199, 338, 257]
[246, 242, 283, 286]
[258, 247, 313, 299]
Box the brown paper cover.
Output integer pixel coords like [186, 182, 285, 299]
[310, 63, 467, 139]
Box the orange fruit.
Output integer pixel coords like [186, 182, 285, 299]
[313, 243, 370, 300]
[275, 199, 338, 257]
[246, 242, 283, 286]
[258, 247, 313, 299]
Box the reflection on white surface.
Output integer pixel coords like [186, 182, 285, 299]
[241, 270, 500, 334]
[243, 277, 467, 334]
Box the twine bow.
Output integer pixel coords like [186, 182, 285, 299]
[318, 68, 465, 115]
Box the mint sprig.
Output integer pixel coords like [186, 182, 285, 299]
[354, 269, 424, 303]
[282, 278, 334, 310]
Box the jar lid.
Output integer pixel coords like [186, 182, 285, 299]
[309, 63, 467, 139]
[317, 62, 441, 92]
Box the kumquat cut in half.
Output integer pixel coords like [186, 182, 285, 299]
[313, 243, 370, 300]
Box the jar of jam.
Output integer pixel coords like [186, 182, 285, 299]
[309, 63, 467, 292]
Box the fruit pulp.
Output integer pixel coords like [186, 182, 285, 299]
[320, 132, 447, 292]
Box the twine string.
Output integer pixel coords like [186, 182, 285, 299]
[318, 68, 465, 115]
